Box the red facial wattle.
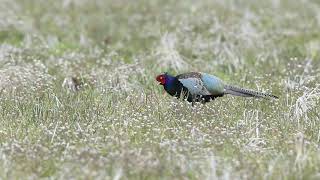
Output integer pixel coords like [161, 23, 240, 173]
[156, 75, 166, 85]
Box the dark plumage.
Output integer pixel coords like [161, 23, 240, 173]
[156, 72, 278, 104]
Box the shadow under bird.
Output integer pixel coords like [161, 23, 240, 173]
[156, 72, 278, 104]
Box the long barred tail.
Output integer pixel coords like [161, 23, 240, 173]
[224, 85, 278, 99]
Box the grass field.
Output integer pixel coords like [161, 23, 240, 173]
[1, 0, 320, 179]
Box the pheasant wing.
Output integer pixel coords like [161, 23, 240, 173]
[177, 72, 211, 96]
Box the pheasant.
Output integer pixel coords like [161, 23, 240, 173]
[156, 72, 278, 104]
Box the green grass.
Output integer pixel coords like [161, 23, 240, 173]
[0, 0, 320, 179]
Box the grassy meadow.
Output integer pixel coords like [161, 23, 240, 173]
[0, 0, 320, 179]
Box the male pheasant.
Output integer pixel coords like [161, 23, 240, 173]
[156, 72, 278, 104]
